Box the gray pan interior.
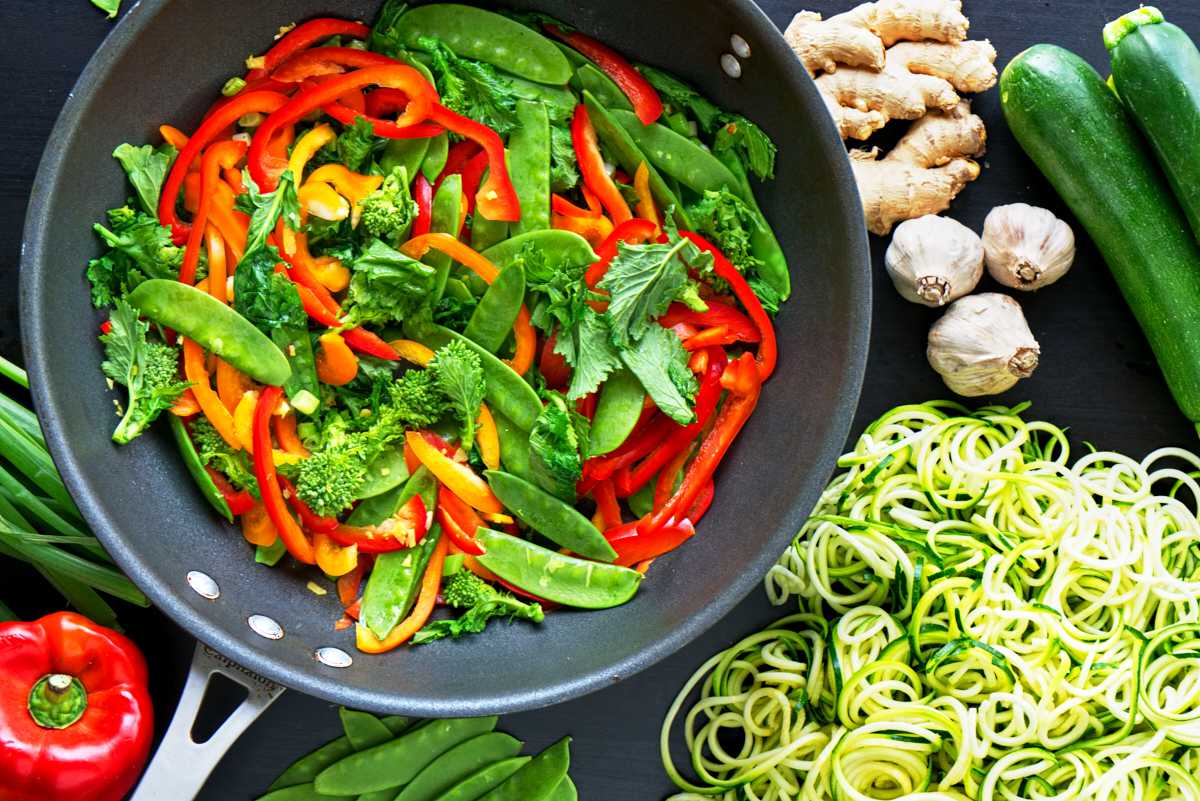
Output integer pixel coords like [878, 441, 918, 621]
[20, 0, 869, 715]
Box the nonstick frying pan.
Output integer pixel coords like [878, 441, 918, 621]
[20, 0, 869, 792]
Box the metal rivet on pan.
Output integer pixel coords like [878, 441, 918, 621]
[721, 54, 743, 79]
[315, 647, 354, 668]
[730, 34, 751, 58]
[248, 614, 284, 640]
[186, 571, 220, 600]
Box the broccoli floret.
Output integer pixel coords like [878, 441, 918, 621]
[191, 418, 257, 492]
[360, 166, 417, 243]
[295, 445, 369, 518]
[431, 341, 485, 451]
[386, 370, 450, 430]
[413, 571, 544, 645]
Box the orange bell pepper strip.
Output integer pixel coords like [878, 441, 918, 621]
[274, 413, 309, 458]
[159, 124, 189, 152]
[388, 339, 435, 367]
[315, 332, 360, 386]
[437, 489, 485, 556]
[241, 502, 280, 547]
[252, 386, 316, 565]
[233, 391, 259, 452]
[204, 226, 228, 304]
[314, 532, 359, 578]
[682, 325, 736, 351]
[182, 338, 240, 449]
[633, 162, 660, 228]
[224, 168, 245, 194]
[215, 358, 253, 412]
[552, 212, 614, 248]
[476, 404, 501, 471]
[309, 256, 350, 292]
[399, 234, 536, 375]
[405, 431, 503, 515]
[170, 389, 201, 418]
[593, 479, 623, 531]
[181, 140, 246, 285]
[355, 535, 447, 653]
[572, 104, 632, 224]
[307, 164, 383, 205]
[337, 562, 366, 608]
[207, 183, 249, 264]
[551, 192, 601, 218]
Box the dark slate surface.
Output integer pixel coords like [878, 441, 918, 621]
[2, 1, 1198, 798]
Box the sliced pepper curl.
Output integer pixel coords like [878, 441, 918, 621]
[305, 164, 383, 226]
[299, 181, 351, 221]
[252, 386, 316, 565]
[427, 104, 522, 223]
[572, 104, 632, 225]
[287, 122, 337, 181]
[270, 46, 400, 84]
[405, 430, 503, 515]
[356, 535, 447, 654]
[246, 18, 372, 80]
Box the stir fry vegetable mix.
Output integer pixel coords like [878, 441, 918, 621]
[86, 1, 787, 653]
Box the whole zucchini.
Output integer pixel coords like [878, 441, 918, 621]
[1001, 44, 1200, 421]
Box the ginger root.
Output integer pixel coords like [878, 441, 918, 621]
[852, 102, 985, 235]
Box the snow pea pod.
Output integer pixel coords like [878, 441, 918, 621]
[257, 783, 353, 801]
[507, 76, 577, 113]
[509, 101, 551, 235]
[355, 444, 410, 500]
[315, 717, 499, 796]
[574, 64, 631, 112]
[428, 175, 464, 306]
[545, 778, 577, 801]
[266, 716, 412, 792]
[715, 149, 791, 299]
[485, 471, 617, 561]
[396, 5, 571, 84]
[481, 230, 598, 273]
[273, 324, 319, 414]
[360, 525, 442, 640]
[476, 529, 641, 608]
[409, 324, 543, 431]
[432, 757, 530, 801]
[340, 708, 394, 751]
[168, 415, 232, 523]
[465, 262, 525, 354]
[382, 139, 431, 185]
[589, 368, 645, 456]
[127, 279, 290, 386]
[610, 109, 743, 198]
[491, 410, 533, 481]
[422, 133, 451, 182]
[395, 733, 524, 801]
[477, 737, 570, 801]
[582, 93, 692, 228]
[349, 465, 435, 527]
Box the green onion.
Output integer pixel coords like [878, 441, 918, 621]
[221, 76, 247, 97]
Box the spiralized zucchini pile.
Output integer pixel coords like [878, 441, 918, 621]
[662, 401, 1200, 801]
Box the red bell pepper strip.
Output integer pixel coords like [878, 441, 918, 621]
[660, 302, 760, 344]
[277, 476, 340, 534]
[545, 25, 663, 125]
[248, 19, 372, 80]
[653, 444, 694, 509]
[249, 65, 438, 191]
[604, 519, 695, 567]
[585, 218, 659, 288]
[206, 467, 256, 516]
[572, 104, 632, 224]
[321, 100, 444, 140]
[427, 103, 521, 222]
[459, 151, 491, 220]
[252, 386, 316, 564]
[271, 46, 399, 83]
[539, 330, 571, 390]
[329, 494, 429, 553]
[685, 479, 715, 524]
[679, 231, 777, 381]
[641, 353, 762, 534]
[159, 90, 289, 244]
[181, 139, 247, 285]
[683, 325, 739, 351]
[436, 141, 483, 189]
[552, 193, 601, 218]
[202, 78, 294, 122]
[586, 413, 675, 481]
[593, 479, 623, 531]
[412, 173, 433, 238]
[437, 491, 486, 557]
[342, 328, 400, 361]
[364, 87, 412, 118]
[0, 612, 153, 801]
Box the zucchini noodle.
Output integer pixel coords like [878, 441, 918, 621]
[662, 402, 1200, 801]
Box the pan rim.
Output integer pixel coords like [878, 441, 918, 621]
[19, 0, 870, 715]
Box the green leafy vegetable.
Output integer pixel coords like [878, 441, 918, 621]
[420, 36, 521, 136]
[91, 0, 121, 19]
[639, 65, 723, 134]
[368, 0, 410, 56]
[87, 207, 183, 307]
[554, 308, 622, 401]
[688, 188, 762, 274]
[548, 114, 580, 192]
[235, 170, 301, 245]
[387, 369, 450, 429]
[338, 117, 378, 173]
[413, 570, 543, 644]
[360, 166, 418, 243]
[233, 249, 307, 335]
[112, 143, 176, 215]
[431, 341, 485, 451]
[618, 324, 697, 424]
[598, 233, 710, 349]
[100, 299, 190, 445]
[343, 239, 438, 326]
[714, 117, 777, 182]
[191, 418, 257, 492]
[747, 277, 783, 315]
[519, 244, 591, 334]
[528, 392, 589, 501]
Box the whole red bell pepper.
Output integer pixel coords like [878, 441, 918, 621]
[545, 25, 663, 125]
[253, 386, 317, 564]
[572, 105, 632, 225]
[0, 612, 153, 801]
[247, 18, 372, 80]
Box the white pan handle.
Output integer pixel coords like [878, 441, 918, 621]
[129, 642, 286, 801]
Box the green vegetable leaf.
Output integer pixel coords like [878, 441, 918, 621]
[548, 118, 579, 192]
[639, 66, 723, 133]
[618, 324, 697, 424]
[714, 117, 777, 181]
[335, 117, 378, 173]
[91, 0, 121, 18]
[432, 341, 486, 451]
[88, 207, 183, 307]
[343, 239, 438, 326]
[420, 36, 521, 136]
[519, 243, 591, 334]
[191, 418, 257, 492]
[413, 571, 543, 644]
[236, 170, 301, 252]
[112, 143, 176, 215]
[528, 392, 589, 502]
[101, 299, 190, 444]
[368, 0, 410, 56]
[232, 247, 307, 335]
[688, 188, 762, 275]
[747, 276, 782, 315]
[599, 236, 698, 348]
[554, 308, 623, 400]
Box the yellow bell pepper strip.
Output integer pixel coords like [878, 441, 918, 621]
[181, 140, 247, 285]
[253, 386, 316, 565]
[182, 337, 241, 449]
[314, 532, 359, 577]
[309, 256, 350, 292]
[307, 164, 384, 227]
[405, 430, 504, 514]
[572, 104, 632, 225]
[477, 404, 501, 471]
[388, 339, 436, 367]
[233, 391, 259, 452]
[204, 226, 227, 304]
[241, 502, 280, 547]
[298, 181, 350, 222]
[287, 123, 337, 181]
[215, 358, 252, 412]
[161, 90, 289, 243]
[315, 331, 360, 386]
[633, 162, 660, 228]
[400, 234, 537, 375]
[274, 413, 310, 458]
[355, 535, 447, 653]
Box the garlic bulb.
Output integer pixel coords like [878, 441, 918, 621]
[982, 203, 1075, 290]
[927, 293, 1040, 397]
[885, 215, 984, 307]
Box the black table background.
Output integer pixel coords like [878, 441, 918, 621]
[3, 1, 1198, 798]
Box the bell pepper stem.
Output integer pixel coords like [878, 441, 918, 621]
[28, 674, 88, 729]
